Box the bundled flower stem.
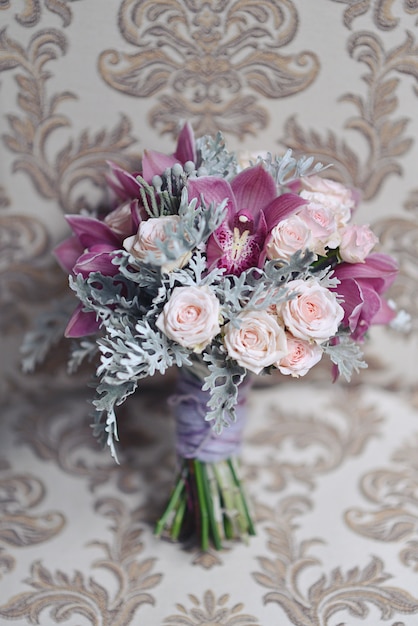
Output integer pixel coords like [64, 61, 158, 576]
[154, 366, 254, 549]
[155, 457, 255, 549]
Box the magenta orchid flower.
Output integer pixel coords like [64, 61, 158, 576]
[106, 123, 196, 201]
[54, 215, 124, 338]
[332, 253, 398, 341]
[142, 122, 196, 184]
[188, 164, 306, 275]
[106, 162, 142, 204]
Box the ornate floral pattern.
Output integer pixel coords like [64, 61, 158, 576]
[345, 433, 418, 569]
[248, 387, 383, 491]
[282, 31, 418, 200]
[0, 0, 77, 28]
[0, 460, 65, 579]
[0, 497, 162, 624]
[99, 0, 319, 138]
[163, 590, 260, 625]
[1, 0, 418, 623]
[253, 495, 418, 624]
[332, 0, 418, 31]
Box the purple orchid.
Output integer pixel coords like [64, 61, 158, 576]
[188, 164, 306, 275]
[55, 124, 196, 339]
[54, 215, 123, 338]
[106, 162, 142, 204]
[332, 253, 398, 341]
[106, 122, 196, 201]
[142, 121, 196, 183]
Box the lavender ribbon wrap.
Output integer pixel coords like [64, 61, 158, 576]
[170, 367, 252, 463]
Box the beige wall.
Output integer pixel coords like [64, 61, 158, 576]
[2, 4, 418, 624]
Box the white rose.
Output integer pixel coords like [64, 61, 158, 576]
[266, 215, 314, 261]
[297, 203, 340, 254]
[281, 278, 344, 343]
[223, 310, 287, 375]
[300, 175, 354, 228]
[156, 285, 220, 352]
[339, 224, 378, 263]
[301, 176, 356, 211]
[277, 333, 323, 377]
[123, 215, 191, 272]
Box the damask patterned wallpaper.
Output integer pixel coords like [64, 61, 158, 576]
[1, 2, 418, 625]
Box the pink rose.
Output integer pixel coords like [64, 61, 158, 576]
[300, 175, 355, 227]
[299, 176, 355, 244]
[223, 310, 287, 374]
[123, 215, 191, 272]
[277, 333, 323, 377]
[281, 278, 344, 343]
[297, 203, 340, 254]
[265, 214, 314, 261]
[156, 285, 221, 352]
[339, 224, 378, 263]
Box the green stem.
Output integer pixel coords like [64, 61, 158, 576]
[227, 458, 256, 536]
[194, 460, 209, 551]
[171, 491, 187, 541]
[154, 456, 256, 549]
[201, 463, 222, 550]
[154, 475, 185, 538]
[214, 460, 240, 537]
[206, 463, 225, 541]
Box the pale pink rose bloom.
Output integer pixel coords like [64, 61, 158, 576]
[300, 176, 356, 212]
[281, 278, 344, 343]
[223, 310, 287, 375]
[265, 214, 314, 261]
[123, 215, 191, 272]
[156, 285, 221, 352]
[300, 175, 355, 228]
[104, 203, 134, 237]
[277, 333, 323, 377]
[296, 203, 341, 254]
[339, 224, 378, 263]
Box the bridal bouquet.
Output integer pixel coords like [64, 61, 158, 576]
[23, 122, 400, 550]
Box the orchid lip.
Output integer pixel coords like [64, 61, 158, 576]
[234, 210, 254, 234]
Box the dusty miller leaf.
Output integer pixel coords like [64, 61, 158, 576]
[260, 149, 330, 186]
[21, 296, 75, 372]
[195, 131, 238, 180]
[324, 336, 367, 381]
[202, 345, 246, 433]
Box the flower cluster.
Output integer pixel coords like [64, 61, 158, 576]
[52, 123, 398, 456]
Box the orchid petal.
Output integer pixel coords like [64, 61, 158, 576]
[334, 253, 398, 292]
[66, 215, 121, 248]
[73, 247, 119, 278]
[349, 282, 381, 340]
[141, 150, 179, 183]
[53, 236, 83, 273]
[173, 122, 196, 164]
[64, 304, 100, 338]
[130, 199, 143, 231]
[187, 176, 236, 215]
[106, 161, 141, 201]
[333, 278, 363, 330]
[230, 165, 276, 215]
[262, 193, 307, 231]
[370, 296, 397, 325]
[206, 231, 225, 270]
